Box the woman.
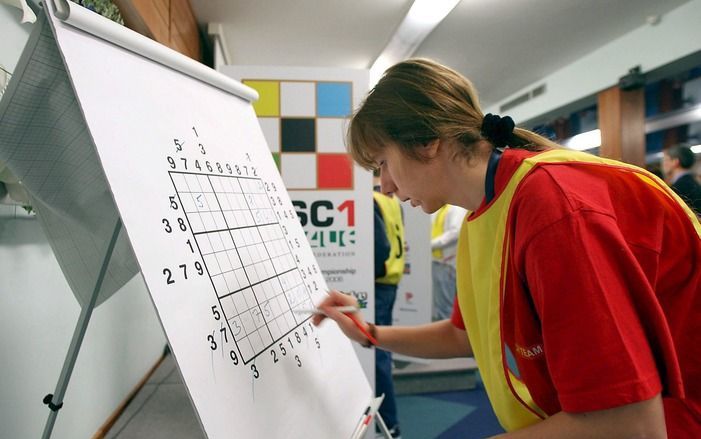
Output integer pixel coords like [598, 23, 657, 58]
[313, 59, 701, 438]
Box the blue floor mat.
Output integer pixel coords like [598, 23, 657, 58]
[395, 384, 505, 439]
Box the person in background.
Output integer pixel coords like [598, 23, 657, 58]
[316, 58, 701, 438]
[372, 175, 406, 439]
[430, 204, 467, 320]
[662, 143, 701, 215]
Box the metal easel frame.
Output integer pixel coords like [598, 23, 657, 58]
[41, 219, 123, 439]
[351, 394, 393, 439]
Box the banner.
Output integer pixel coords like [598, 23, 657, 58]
[222, 65, 375, 381]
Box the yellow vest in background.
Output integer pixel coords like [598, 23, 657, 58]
[431, 204, 450, 260]
[373, 192, 405, 285]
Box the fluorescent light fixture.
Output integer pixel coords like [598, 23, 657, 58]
[369, 0, 461, 87]
[564, 129, 601, 151]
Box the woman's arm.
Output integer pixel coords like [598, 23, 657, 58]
[313, 290, 471, 358]
[493, 394, 667, 439]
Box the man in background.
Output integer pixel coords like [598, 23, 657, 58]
[663, 144, 701, 215]
[373, 176, 405, 439]
[430, 204, 467, 320]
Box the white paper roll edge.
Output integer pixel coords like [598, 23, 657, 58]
[49, 0, 258, 102]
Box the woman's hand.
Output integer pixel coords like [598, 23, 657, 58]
[312, 290, 372, 346]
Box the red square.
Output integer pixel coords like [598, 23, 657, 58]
[317, 154, 353, 189]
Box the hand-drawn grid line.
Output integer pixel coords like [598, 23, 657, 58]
[168, 170, 313, 364]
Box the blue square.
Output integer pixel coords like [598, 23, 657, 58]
[316, 82, 351, 117]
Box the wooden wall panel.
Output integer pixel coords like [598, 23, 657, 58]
[171, 0, 200, 59]
[114, 0, 202, 62]
[598, 86, 645, 167]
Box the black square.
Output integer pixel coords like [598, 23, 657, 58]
[281, 118, 315, 152]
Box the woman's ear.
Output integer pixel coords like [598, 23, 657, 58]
[421, 139, 441, 160]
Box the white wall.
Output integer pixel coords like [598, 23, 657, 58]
[0, 4, 32, 72]
[486, 0, 701, 123]
[0, 5, 167, 438]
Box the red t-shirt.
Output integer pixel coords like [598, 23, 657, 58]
[451, 149, 701, 435]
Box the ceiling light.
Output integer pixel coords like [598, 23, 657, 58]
[564, 129, 601, 151]
[369, 0, 461, 87]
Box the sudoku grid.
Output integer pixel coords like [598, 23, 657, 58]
[169, 171, 314, 363]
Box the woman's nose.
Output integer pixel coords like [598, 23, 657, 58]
[380, 169, 397, 196]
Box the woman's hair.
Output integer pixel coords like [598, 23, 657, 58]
[348, 58, 560, 170]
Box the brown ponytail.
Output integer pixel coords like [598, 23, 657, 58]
[348, 58, 559, 170]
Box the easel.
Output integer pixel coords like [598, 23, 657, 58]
[351, 394, 393, 439]
[41, 219, 123, 439]
[5, 1, 378, 437]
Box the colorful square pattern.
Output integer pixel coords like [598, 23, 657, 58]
[243, 79, 354, 190]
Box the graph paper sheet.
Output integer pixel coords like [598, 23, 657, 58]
[0, 2, 372, 437]
[0, 12, 138, 307]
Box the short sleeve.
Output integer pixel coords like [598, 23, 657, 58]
[450, 296, 465, 329]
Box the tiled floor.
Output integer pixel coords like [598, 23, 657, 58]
[105, 353, 504, 438]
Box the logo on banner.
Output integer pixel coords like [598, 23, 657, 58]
[293, 199, 355, 249]
[346, 290, 369, 309]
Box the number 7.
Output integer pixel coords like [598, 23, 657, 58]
[179, 263, 187, 279]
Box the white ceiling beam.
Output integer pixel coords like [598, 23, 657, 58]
[369, 0, 460, 87]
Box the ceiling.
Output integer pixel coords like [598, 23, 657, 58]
[190, 0, 691, 109]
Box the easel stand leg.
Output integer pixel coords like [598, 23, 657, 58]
[351, 394, 393, 439]
[374, 409, 393, 439]
[41, 219, 123, 439]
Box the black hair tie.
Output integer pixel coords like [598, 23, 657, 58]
[481, 113, 515, 148]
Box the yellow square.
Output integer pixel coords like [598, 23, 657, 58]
[243, 80, 279, 116]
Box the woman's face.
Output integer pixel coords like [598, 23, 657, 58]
[375, 142, 445, 213]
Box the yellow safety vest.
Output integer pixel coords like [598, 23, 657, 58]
[456, 149, 700, 431]
[431, 205, 450, 260]
[373, 192, 405, 285]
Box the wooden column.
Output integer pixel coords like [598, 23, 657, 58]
[597, 86, 645, 167]
[114, 0, 202, 61]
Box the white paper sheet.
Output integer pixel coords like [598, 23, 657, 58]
[0, 2, 373, 437]
[0, 11, 138, 307]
